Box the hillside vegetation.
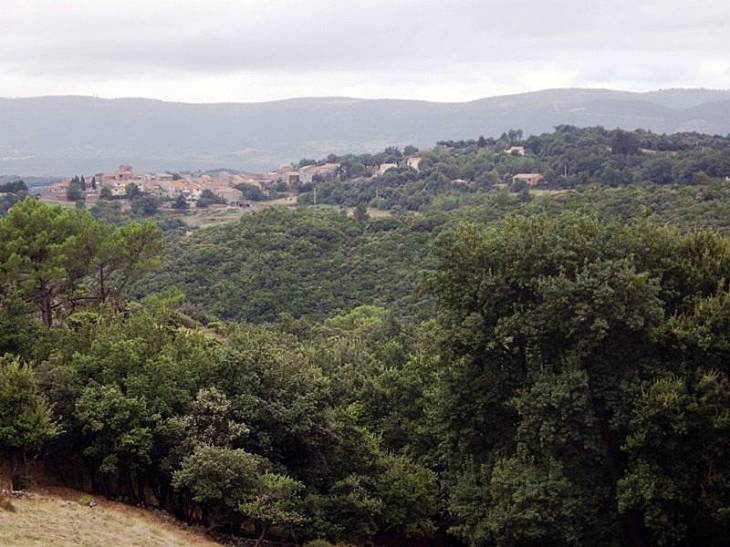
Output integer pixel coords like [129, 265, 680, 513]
[133, 207, 439, 322]
[121, 127, 730, 327]
[295, 126, 730, 213]
[3, 125, 730, 546]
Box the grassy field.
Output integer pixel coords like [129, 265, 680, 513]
[0, 487, 220, 547]
[43, 192, 389, 230]
[175, 196, 297, 229]
[181, 206, 252, 229]
[180, 197, 390, 230]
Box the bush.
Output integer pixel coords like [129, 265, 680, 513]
[77, 495, 96, 507]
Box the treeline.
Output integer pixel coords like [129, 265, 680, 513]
[0, 199, 438, 545]
[2, 297, 439, 544]
[0, 179, 29, 215]
[293, 126, 730, 212]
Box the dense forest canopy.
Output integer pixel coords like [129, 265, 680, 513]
[3, 125, 730, 546]
[136, 182, 730, 325]
[133, 207, 440, 323]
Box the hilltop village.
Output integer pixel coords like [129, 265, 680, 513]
[39, 162, 347, 207]
[36, 145, 551, 211]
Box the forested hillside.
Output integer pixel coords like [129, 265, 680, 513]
[133, 207, 440, 323]
[124, 127, 730, 325]
[296, 126, 730, 213]
[4, 125, 730, 546]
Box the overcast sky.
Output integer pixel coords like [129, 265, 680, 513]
[1, 0, 728, 103]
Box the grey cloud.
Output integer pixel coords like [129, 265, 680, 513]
[0, 0, 728, 100]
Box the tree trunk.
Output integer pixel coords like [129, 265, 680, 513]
[587, 374, 648, 547]
[626, 509, 648, 547]
[98, 266, 108, 302]
[9, 451, 27, 490]
[40, 292, 53, 329]
[205, 505, 221, 533]
[254, 523, 270, 547]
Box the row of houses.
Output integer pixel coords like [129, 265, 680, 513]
[61, 156, 429, 200]
[44, 166, 264, 205]
[43, 161, 545, 206]
[371, 156, 423, 175]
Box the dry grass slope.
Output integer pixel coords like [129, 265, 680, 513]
[0, 487, 221, 547]
[0, 492, 16, 512]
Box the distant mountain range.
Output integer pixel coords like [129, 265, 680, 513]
[1, 88, 729, 176]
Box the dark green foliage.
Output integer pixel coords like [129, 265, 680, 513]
[353, 201, 369, 222]
[0, 180, 28, 215]
[208, 325, 335, 482]
[618, 370, 730, 546]
[239, 473, 307, 543]
[0, 199, 162, 328]
[90, 200, 128, 224]
[0, 289, 40, 358]
[0, 355, 59, 489]
[22, 296, 438, 543]
[0, 199, 103, 328]
[171, 194, 189, 210]
[430, 214, 730, 546]
[137, 174, 730, 332]
[196, 189, 224, 208]
[134, 207, 440, 323]
[172, 445, 265, 529]
[611, 129, 641, 155]
[34, 292, 217, 499]
[0, 180, 28, 194]
[7, 128, 730, 546]
[130, 194, 160, 215]
[66, 176, 84, 202]
[125, 182, 141, 199]
[99, 185, 114, 200]
[235, 183, 268, 201]
[296, 128, 730, 213]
